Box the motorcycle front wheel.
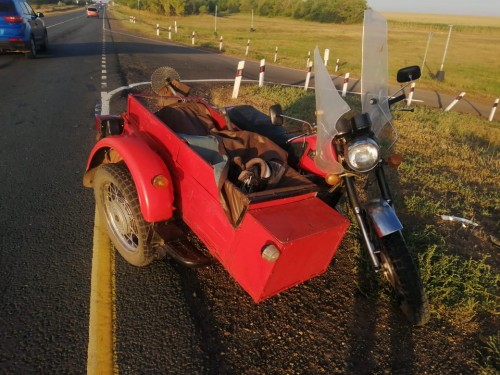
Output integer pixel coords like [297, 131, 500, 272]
[377, 232, 430, 326]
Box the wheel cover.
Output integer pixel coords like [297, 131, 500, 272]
[102, 181, 140, 253]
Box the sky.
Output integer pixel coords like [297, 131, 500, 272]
[367, 0, 500, 17]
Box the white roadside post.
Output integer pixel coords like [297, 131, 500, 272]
[168, 26, 172, 40]
[324, 48, 330, 66]
[174, 21, 177, 33]
[304, 61, 313, 91]
[335, 58, 340, 72]
[274, 47, 278, 63]
[489, 98, 499, 121]
[306, 51, 311, 67]
[342, 73, 350, 97]
[259, 59, 265, 88]
[407, 82, 416, 106]
[219, 36, 223, 51]
[232, 61, 245, 99]
[245, 39, 250, 56]
[444, 92, 466, 112]
[156, 24, 159, 36]
[191, 31, 195, 45]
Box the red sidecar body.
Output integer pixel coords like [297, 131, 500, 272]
[84, 94, 350, 302]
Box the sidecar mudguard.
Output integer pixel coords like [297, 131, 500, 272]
[364, 199, 403, 237]
[84, 136, 175, 223]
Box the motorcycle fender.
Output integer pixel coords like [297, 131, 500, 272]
[364, 199, 403, 237]
[84, 136, 174, 223]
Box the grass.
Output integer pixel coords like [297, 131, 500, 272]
[108, 4, 500, 101]
[203, 83, 499, 371]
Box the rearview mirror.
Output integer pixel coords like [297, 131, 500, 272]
[269, 104, 283, 126]
[397, 66, 421, 83]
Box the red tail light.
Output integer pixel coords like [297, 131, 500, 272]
[2, 15, 23, 23]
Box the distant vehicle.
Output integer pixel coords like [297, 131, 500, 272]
[0, 0, 47, 58]
[86, 7, 98, 18]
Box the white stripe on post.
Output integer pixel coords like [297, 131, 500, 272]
[192, 31, 195, 45]
[259, 59, 265, 88]
[342, 73, 350, 97]
[489, 98, 499, 122]
[219, 36, 223, 51]
[232, 61, 245, 99]
[444, 92, 466, 112]
[174, 21, 177, 33]
[407, 82, 416, 106]
[324, 49, 330, 66]
[304, 61, 313, 91]
[156, 24, 160, 36]
[168, 26, 172, 40]
[335, 58, 340, 72]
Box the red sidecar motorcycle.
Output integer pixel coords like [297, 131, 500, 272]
[84, 9, 430, 325]
[83, 86, 350, 303]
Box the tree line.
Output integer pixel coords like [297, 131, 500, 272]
[132, 0, 367, 24]
[31, 0, 367, 24]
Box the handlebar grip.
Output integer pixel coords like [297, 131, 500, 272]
[388, 94, 406, 106]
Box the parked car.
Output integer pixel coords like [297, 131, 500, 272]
[86, 7, 98, 18]
[0, 0, 47, 58]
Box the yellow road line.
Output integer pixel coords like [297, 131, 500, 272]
[87, 208, 117, 374]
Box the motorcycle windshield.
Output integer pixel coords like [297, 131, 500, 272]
[361, 9, 391, 136]
[313, 47, 350, 174]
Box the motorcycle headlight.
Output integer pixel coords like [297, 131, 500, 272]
[345, 137, 380, 172]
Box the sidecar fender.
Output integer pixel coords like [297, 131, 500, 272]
[84, 136, 174, 223]
[364, 199, 403, 237]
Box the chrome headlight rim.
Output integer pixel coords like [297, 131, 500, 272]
[345, 137, 380, 172]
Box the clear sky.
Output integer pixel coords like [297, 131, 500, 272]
[367, 0, 500, 16]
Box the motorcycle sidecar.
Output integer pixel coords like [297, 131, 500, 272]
[84, 94, 350, 302]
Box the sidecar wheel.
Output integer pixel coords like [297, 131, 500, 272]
[378, 232, 430, 326]
[93, 163, 156, 267]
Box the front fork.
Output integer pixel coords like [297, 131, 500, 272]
[343, 162, 398, 271]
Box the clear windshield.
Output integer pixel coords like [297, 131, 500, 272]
[313, 47, 350, 174]
[361, 10, 391, 136]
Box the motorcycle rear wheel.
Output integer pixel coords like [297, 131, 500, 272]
[378, 232, 430, 326]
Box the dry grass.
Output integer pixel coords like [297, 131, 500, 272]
[109, 5, 500, 100]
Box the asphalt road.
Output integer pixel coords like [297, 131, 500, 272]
[0, 9, 99, 373]
[0, 6, 484, 374]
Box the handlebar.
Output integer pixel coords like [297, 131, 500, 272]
[388, 93, 406, 107]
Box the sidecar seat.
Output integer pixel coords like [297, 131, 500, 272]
[155, 101, 221, 136]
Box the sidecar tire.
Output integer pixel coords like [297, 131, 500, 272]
[379, 232, 430, 326]
[93, 163, 156, 267]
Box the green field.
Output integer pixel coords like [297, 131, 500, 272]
[110, 5, 500, 101]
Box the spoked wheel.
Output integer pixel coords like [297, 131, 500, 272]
[377, 232, 430, 326]
[93, 163, 157, 267]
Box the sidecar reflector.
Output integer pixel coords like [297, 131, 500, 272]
[152, 174, 169, 189]
[261, 244, 280, 263]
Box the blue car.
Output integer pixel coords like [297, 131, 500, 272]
[0, 0, 47, 58]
